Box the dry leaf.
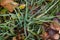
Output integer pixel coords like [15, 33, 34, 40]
[13, 37, 17, 40]
[0, 0, 18, 12]
[41, 32, 49, 40]
[50, 22, 60, 31]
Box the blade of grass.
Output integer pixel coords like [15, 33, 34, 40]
[36, 0, 59, 18]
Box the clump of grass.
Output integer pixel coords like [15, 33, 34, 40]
[0, 0, 60, 40]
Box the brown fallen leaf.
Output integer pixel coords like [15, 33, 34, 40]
[50, 22, 60, 31]
[0, 0, 18, 12]
[13, 37, 17, 40]
[40, 32, 49, 40]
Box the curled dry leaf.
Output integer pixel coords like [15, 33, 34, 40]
[50, 22, 60, 31]
[40, 32, 49, 40]
[13, 37, 17, 40]
[0, 0, 18, 12]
